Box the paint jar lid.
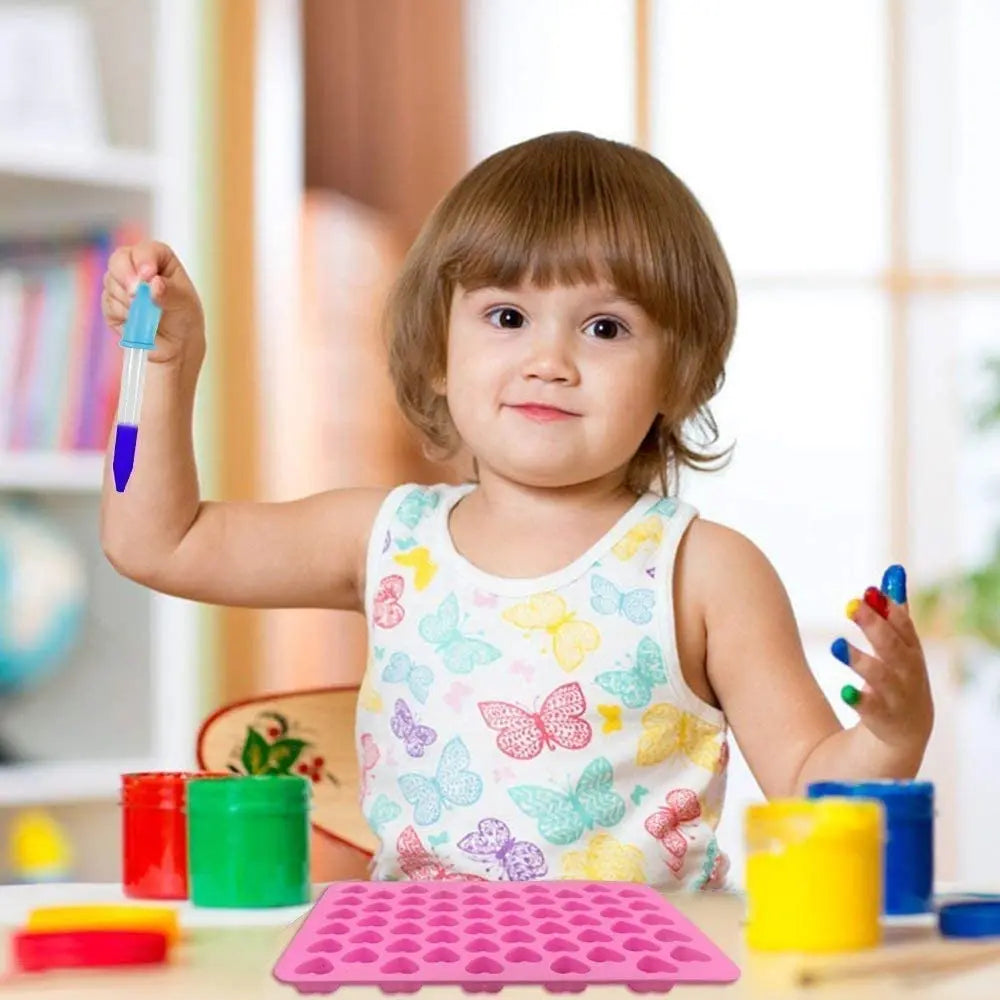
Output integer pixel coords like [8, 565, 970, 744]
[807, 780, 933, 819]
[187, 775, 311, 815]
[939, 901, 1000, 938]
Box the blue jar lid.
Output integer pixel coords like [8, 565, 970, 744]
[807, 780, 933, 818]
[939, 901, 1000, 938]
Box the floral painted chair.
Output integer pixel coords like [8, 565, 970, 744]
[197, 685, 375, 881]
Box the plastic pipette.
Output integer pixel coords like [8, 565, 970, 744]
[113, 282, 161, 492]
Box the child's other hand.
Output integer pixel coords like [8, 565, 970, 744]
[831, 564, 934, 753]
[102, 241, 205, 366]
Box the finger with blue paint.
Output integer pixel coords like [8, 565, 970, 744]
[881, 563, 907, 606]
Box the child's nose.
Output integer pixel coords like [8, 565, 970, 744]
[521, 326, 579, 383]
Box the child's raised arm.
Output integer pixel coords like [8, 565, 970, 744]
[688, 521, 933, 798]
[99, 241, 385, 613]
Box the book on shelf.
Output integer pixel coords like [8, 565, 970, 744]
[0, 227, 140, 455]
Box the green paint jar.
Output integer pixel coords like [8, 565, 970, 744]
[187, 775, 311, 908]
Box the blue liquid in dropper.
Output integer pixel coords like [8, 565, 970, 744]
[113, 423, 138, 492]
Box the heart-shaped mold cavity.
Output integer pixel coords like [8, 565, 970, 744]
[349, 930, 382, 944]
[466, 957, 504, 975]
[671, 945, 710, 963]
[554, 889, 580, 899]
[643, 914, 674, 926]
[654, 929, 690, 944]
[496, 889, 518, 899]
[501, 928, 534, 944]
[534, 908, 563, 919]
[381, 957, 420, 974]
[578, 929, 612, 943]
[365, 902, 391, 913]
[343, 947, 378, 963]
[467, 907, 492, 919]
[468, 937, 500, 953]
[618, 888, 646, 897]
[611, 921, 645, 934]
[341, 882, 365, 893]
[549, 956, 590, 975]
[587, 946, 626, 964]
[623, 938, 657, 952]
[467, 922, 495, 935]
[402, 883, 428, 894]
[431, 889, 457, 899]
[631, 901, 657, 911]
[425, 946, 461, 963]
[568, 914, 600, 927]
[562, 901, 588, 912]
[429, 915, 458, 927]
[543, 937, 579, 953]
[370, 889, 394, 899]
[599, 907, 631, 918]
[430, 901, 454, 912]
[593, 895, 619, 906]
[318, 921, 350, 935]
[295, 957, 333, 975]
[358, 914, 388, 927]
[638, 955, 679, 974]
[326, 907, 354, 919]
[506, 946, 543, 963]
[428, 929, 460, 944]
[497, 901, 521, 911]
[537, 921, 569, 934]
[391, 922, 423, 936]
[499, 915, 529, 927]
[307, 939, 342, 954]
[524, 883, 549, 893]
[386, 938, 421, 953]
[582, 884, 607, 893]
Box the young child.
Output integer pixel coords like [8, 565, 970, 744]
[100, 131, 933, 890]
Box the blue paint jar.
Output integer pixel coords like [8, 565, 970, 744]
[807, 780, 933, 915]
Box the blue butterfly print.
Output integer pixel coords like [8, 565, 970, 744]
[509, 757, 625, 846]
[595, 636, 667, 708]
[381, 652, 434, 704]
[418, 594, 502, 674]
[368, 794, 402, 834]
[391, 698, 438, 757]
[397, 488, 439, 529]
[590, 574, 655, 624]
[398, 737, 484, 826]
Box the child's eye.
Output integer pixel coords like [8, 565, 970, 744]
[485, 307, 525, 329]
[584, 317, 628, 340]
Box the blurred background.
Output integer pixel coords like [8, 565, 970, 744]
[0, 0, 997, 891]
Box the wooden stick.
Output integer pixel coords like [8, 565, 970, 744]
[796, 942, 1000, 987]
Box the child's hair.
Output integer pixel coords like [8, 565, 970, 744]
[384, 131, 737, 495]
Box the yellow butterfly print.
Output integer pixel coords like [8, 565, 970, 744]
[612, 517, 663, 561]
[393, 546, 438, 591]
[561, 833, 646, 882]
[597, 704, 622, 734]
[502, 593, 600, 671]
[358, 672, 383, 713]
[637, 703, 722, 769]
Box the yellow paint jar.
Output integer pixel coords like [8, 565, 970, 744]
[745, 798, 883, 952]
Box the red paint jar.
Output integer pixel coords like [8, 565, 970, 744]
[121, 772, 223, 899]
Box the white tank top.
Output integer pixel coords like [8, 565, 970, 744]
[356, 482, 731, 890]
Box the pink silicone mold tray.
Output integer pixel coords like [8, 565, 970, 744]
[273, 880, 740, 994]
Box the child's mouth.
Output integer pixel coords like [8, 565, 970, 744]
[509, 403, 579, 422]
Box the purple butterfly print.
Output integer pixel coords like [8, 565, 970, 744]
[458, 818, 547, 881]
[390, 699, 438, 758]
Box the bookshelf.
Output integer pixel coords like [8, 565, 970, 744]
[0, 0, 208, 874]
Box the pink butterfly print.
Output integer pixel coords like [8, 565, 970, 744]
[478, 682, 592, 761]
[374, 574, 405, 629]
[473, 589, 498, 608]
[360, 733, 379, 796]
[444, 681, 473, 712]
[396, 825, 486, 882]
[510, 660, 534, 682]
[645, 788, 702, 875]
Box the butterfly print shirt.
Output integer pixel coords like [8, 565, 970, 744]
[357, 482, 731, 890]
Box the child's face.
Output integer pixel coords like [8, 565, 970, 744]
[445, 280, 668, 490]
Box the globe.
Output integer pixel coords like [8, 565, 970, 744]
[0, 502, 86, 694]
